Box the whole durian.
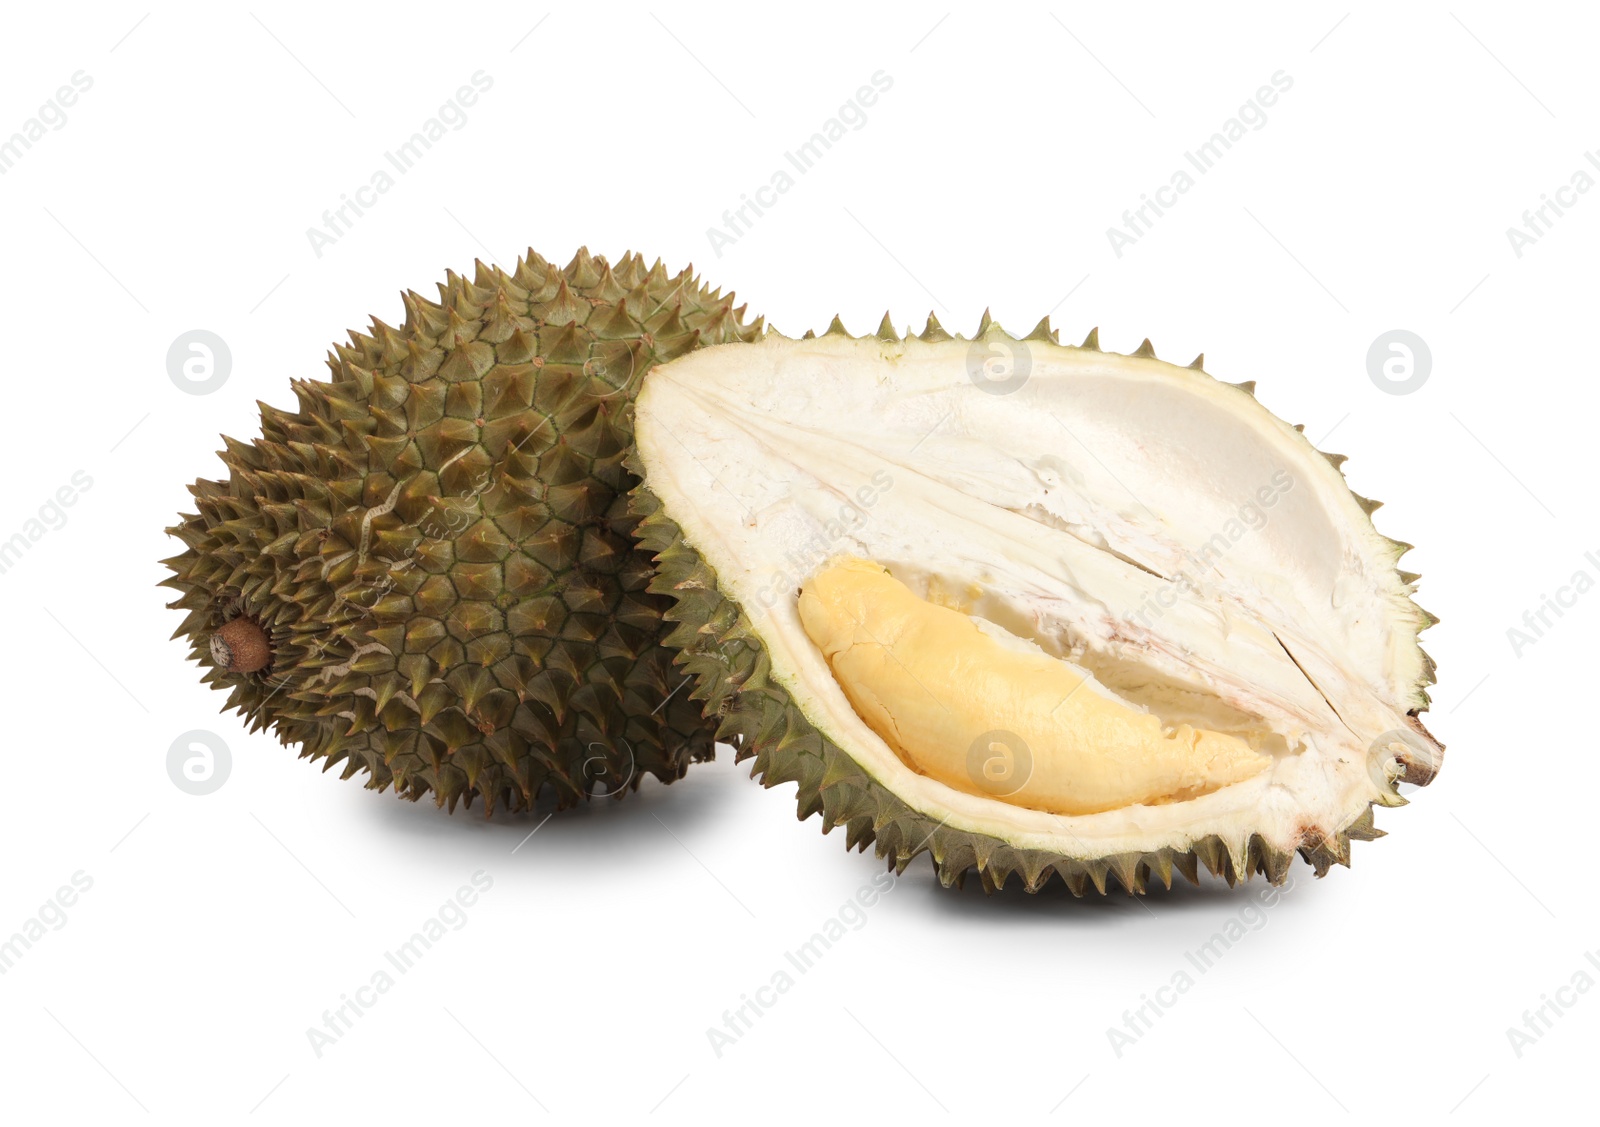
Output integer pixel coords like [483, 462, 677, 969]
[162, 248, 762, 814]
[628, 316, 1444, 893]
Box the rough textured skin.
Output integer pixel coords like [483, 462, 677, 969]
[162, 248, 762, 814]
[629, 317, 1434, 894]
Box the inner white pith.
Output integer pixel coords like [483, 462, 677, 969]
[634, 333, 1437, 856]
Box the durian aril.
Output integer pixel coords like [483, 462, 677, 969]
[630, 319, 1442, 892]
[798, 556, 1271, 816]
[161, 248, 763, 815]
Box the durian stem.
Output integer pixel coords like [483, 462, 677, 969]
[210, 616, 271, 673]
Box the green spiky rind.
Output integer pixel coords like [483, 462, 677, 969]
[161, 248, 763, 815]
[627, 317, 1432, 893]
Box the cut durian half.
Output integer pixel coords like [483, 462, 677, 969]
[630, 318, 1442, 893]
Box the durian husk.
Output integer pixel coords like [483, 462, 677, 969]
[629, 314, 1436, 894]
[162, 248, 763, 814]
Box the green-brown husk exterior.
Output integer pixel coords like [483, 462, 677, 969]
[161, 248, 762, 814]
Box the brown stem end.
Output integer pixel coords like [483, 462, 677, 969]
[210, 616, 271, 674]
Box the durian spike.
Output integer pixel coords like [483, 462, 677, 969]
[920, 312, 952, 343]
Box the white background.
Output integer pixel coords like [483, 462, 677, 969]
[1, 3, 1592, 1123]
